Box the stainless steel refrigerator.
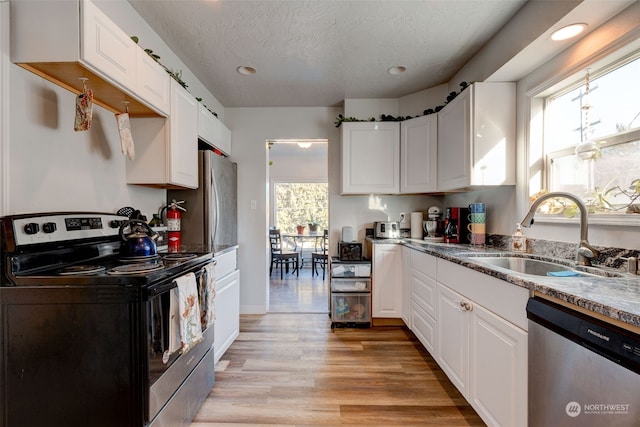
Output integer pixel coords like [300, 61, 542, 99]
[168, 149, 238, 253]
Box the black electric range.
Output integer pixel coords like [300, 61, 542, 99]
[0, 212, 216, 427]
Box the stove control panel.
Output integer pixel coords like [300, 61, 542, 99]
[10, 213, 130, 247]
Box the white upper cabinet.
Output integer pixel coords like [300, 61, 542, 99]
[341, 122, 400, 194]
[127, 80, 199, 189]
[400, 115, 438, 193]
[135, 49, 171, 116]
[437, 82, 515, 191]
[11, 0, 169, 117]
[198, 105, 232, 156]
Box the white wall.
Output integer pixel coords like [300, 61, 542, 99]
[225, 107, 340, 314]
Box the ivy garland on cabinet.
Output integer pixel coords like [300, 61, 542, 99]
[334, 81, 471, 127]
[131, 36, 218, 118]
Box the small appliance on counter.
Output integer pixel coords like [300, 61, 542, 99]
[373, 221, 400, 239]
[423, 206, 445, 242]
[443, 207, 470, 244]
[339, 241, 363, 261]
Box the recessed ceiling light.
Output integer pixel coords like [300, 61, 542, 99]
[387, 66, 406, 75]
[237, 66, 256, 75]
[550, 23, 587, 41]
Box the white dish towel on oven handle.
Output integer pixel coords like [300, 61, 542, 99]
[200, 262, 216, 329]
[164, 272, 203, 363]
[176, 272, 204, 354]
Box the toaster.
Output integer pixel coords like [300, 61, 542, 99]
[373, 221, 400, 239]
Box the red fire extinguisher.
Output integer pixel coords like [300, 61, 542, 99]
[165, 199, 186, 252]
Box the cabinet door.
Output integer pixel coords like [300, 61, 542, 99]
[198, 105, 232, 155]
[341, 122, 400, 194]
[437, 283, 469, 395]
[168, 81, 199, 188]
[214, 269, 240, 364]
[372, 244, 403, 318]
[400, 115, 437, 193]
[470, 303, 527, 427]
[401, 246, 411, 326]
[81, 0, 136, 91]
[437, 87, 472, 191]
[136, 49, 170, 116]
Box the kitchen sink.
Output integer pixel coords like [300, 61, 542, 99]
[463, 255, 622, 278]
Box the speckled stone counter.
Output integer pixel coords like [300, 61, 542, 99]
[368, 237, 640, 328]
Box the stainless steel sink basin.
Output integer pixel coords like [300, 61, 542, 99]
[472, 257, 583, 276]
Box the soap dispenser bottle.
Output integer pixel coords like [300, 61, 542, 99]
[511, 223, 527, 252]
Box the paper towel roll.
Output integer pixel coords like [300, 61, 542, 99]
[410, 212, 423, 238]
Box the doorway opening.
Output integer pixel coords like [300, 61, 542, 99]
[267, 139, 329, 313]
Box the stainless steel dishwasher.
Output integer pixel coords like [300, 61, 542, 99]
[527, 297, 640, 426]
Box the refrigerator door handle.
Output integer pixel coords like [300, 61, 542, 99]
[210, 163, 220, 250]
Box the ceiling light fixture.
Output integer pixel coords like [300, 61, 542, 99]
[387, 66, 406, 75]
[237, 66, 256, 75]
[297, 142, 312, 149]
[550, 23, 587, 41]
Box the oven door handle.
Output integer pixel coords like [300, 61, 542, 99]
[147, 261, 217, 297]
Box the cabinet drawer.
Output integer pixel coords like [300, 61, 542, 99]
[410, 249, 437, 278]
[331, 262, 371, 277]
[331, 278, 370, 292]
[331, 293, 371, 323]
[214, 250, 237, 279]
[412, 301, 437, 355]
[411, 268, 437, 318]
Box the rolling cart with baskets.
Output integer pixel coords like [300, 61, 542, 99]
[329, 257, 371, 328]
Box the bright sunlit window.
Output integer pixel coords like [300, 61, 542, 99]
[543, 54, 640, 215]
[274, 182, 328, 233]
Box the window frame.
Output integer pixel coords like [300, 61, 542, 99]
[533, 50, 640, 227]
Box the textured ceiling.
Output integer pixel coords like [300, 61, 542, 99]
[128, 0, 528, 108]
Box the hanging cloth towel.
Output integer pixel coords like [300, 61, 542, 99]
[115, 102, 135, 160]
[199, 262, 216, 330]
[74, 79, 93, 131]
[163, 286, 182, 364]
[176, 272, 204, 354]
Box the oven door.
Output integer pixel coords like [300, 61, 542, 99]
[146, 264, 215, 423]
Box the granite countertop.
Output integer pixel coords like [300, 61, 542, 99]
[368, 238, 640, 328]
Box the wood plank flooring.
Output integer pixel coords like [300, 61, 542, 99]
[191, 313, 485, 426]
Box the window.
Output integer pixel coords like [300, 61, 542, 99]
[543, 54, 640, 214]
[274, 182, 328, 233]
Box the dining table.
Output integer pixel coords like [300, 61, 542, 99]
[281, 232, 324, 268]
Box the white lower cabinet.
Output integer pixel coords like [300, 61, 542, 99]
[436, 258, 528, 427]
[409, 250, 438, 354]
[437, 284, 469, 393]
[401, 246, 411, 325]
[469, 301, 527, 427]
[213, 250, 240, 364]
[372, 244, 403, 318]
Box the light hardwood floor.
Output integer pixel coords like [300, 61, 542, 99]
[192, 311, 485, 425]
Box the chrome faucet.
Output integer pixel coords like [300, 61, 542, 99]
[520, 192, 599, 266]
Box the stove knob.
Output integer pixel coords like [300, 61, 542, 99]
[24, 222, 40, 235]
[42, 222, 57, 234]
[109, 220, 124, 228]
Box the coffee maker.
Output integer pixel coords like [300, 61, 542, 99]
[443, 207, 470, 244]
